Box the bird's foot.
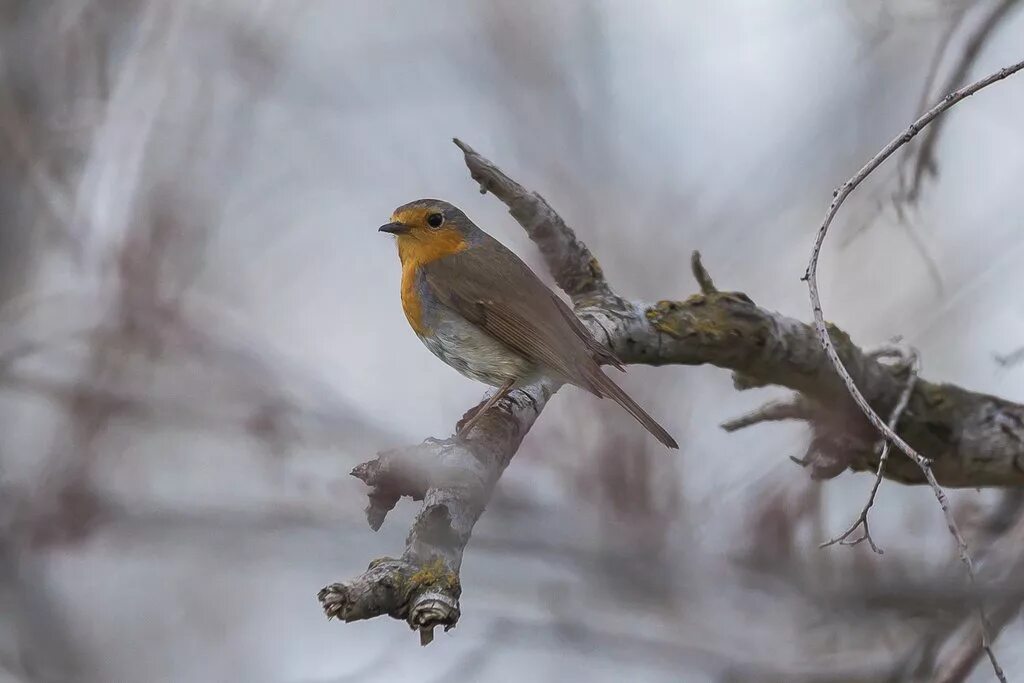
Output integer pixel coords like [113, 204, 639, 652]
[456, 404, 482, 432]
[456, 405, 485, 438]
[456, 380, 515, 439]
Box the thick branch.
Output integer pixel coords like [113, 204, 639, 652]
[320, 133, 1024, 641]
[319, 380, 556, 643]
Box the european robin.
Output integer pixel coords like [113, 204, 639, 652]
[380, 199, 678, 448]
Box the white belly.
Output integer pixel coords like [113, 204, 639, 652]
[417, 314, 536, 387]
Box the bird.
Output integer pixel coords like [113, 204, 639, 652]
[379, 198, 678, 449]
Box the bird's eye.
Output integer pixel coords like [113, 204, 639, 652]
[426, 212, 444, 228]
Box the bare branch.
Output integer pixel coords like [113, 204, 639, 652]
[805, 58, 1024, 683]
[325, 96, 1024, 640]
[720, 398, 812, 433]
[318, 381, 557, 643]
[690, 250, 717, 294]
[452, 137, 614, 305]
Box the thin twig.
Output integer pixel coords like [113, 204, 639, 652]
[932, 493, 1024, 682]
[820, 349, 919, 554]
[720, 399, 810, 433]
[690, 251, 717, 294]
[804, 58, 1024, 683]
[994, 344, 1024, 368]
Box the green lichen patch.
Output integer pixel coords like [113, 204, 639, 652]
[407, 557, 462, 599]
[645, 300, 687, 338]
[646, 295, 751, 342]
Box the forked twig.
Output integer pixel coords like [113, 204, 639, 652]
[820, 349, 918, 554]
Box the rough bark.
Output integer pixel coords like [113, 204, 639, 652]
[318, 138, 1024, 643]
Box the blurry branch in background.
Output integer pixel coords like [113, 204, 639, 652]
[879, 490, 1024, 682]
[731, 474, 824, 576]
[0, 4, 384, 672]
[321, 94, 1024, 644]
[450, 614, 926, 683]
[841, 0, 1021, 292]
[929, 491, 1024, 682]
[805, 57, 1024, 682]
[995, 343, 1024, 368]
[896, 0, 1022, 208]
[0, 544, 87, 682]
[0, 186, 390, 547]
[0, 1, 389, 550]
[0, 5, 1019, 681]
[728, 489, 1024, 682]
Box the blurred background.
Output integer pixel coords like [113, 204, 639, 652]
[0, 1, 1023, 681]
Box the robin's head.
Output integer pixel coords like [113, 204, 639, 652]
[379, 199, 476, 264]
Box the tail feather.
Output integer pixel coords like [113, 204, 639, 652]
[587, 371, 678, 449]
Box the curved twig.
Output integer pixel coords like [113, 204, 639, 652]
[805, 57, 1024, 683]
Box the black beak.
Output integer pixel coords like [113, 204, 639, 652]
[379, 222, 409, 235]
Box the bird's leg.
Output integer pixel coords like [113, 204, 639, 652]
[457, 379, 515, 437]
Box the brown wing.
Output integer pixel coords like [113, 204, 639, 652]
[549, 291, 625, 370]
[423, 232, 677, 449]
[421, 234, 607, 388]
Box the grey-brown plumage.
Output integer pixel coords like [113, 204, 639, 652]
[383, 199, 678, 449]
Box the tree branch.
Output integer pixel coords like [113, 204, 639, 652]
[720, 398, 813, 433]
[453, 137, 615, 306]
[320, 114, 1024, 640]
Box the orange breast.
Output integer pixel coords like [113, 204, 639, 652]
[396, 228, 469, 337]
[401, 262, 428, 336]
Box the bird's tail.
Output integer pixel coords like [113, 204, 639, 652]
[587, 371, 678, 449]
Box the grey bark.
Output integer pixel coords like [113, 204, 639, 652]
[318, 138, 1024, 643]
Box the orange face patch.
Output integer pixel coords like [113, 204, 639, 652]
[390, 205, 434, 227]
[395, 227, 467, 267]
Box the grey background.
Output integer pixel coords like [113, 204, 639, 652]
[0, 1, 1022, 681]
